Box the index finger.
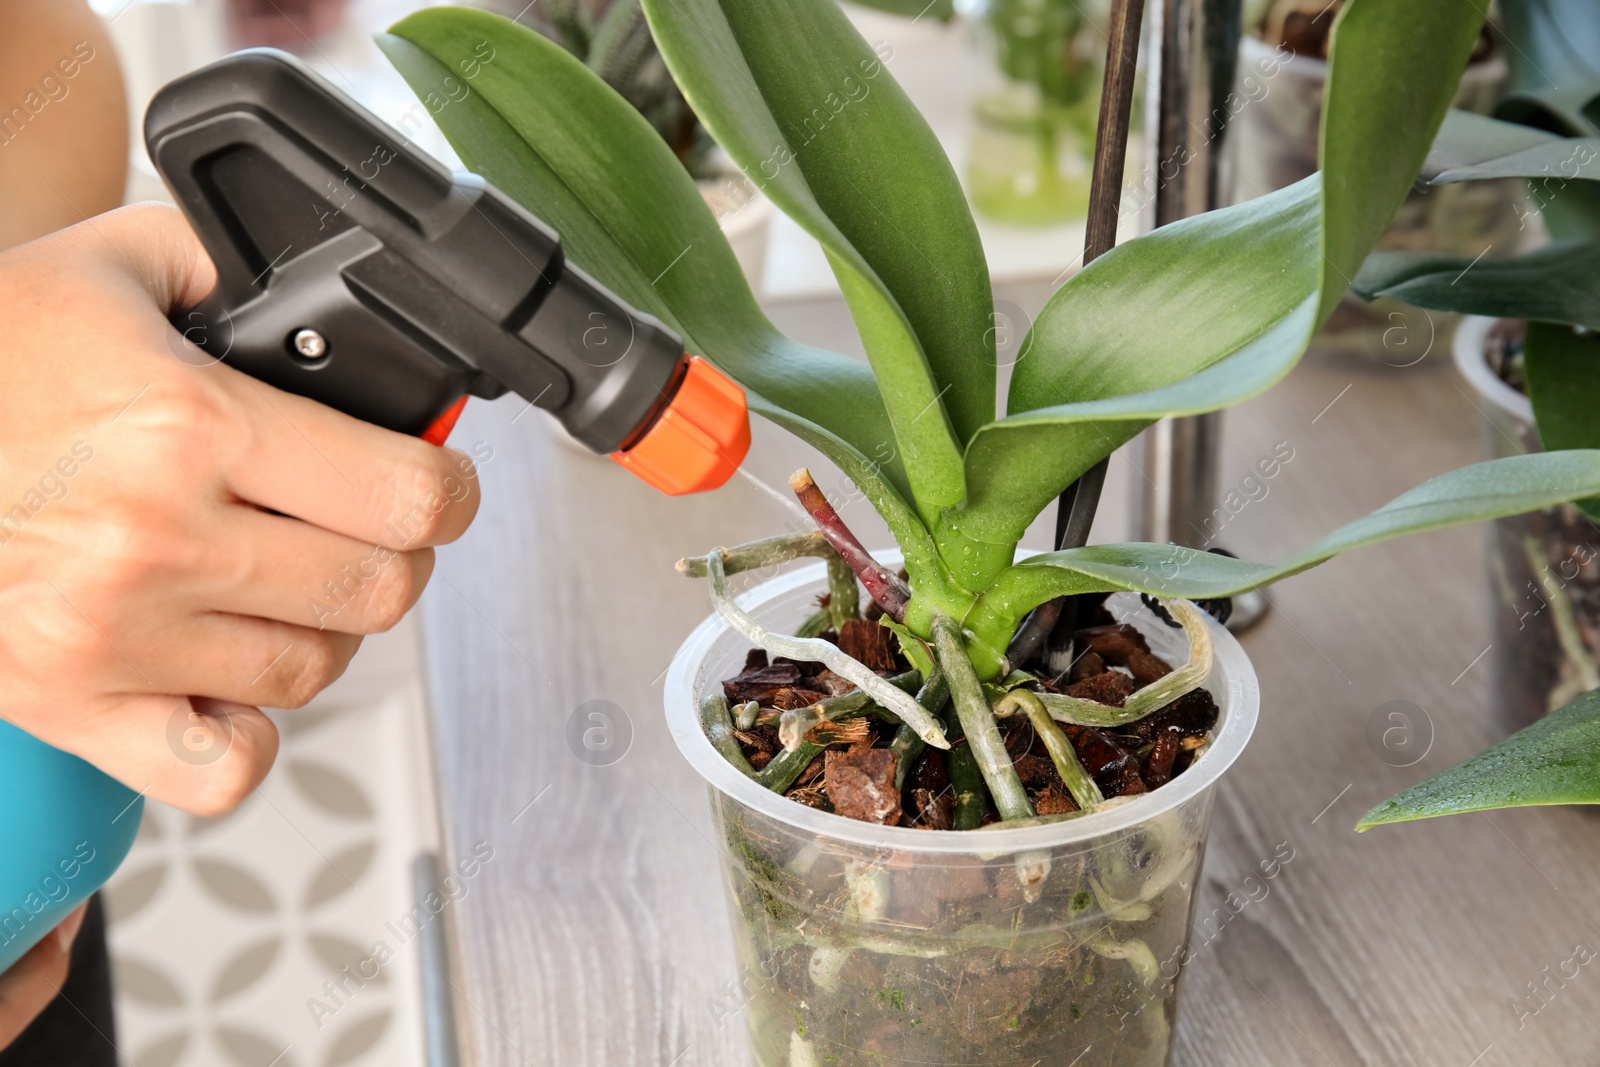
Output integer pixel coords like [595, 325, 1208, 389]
[218, 370, 482, 549]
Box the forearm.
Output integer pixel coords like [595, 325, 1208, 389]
[0, 0, 127, 250]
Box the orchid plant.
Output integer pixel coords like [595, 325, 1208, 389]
[376, 0, 1600, 826]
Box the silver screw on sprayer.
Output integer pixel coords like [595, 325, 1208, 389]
[291, 327, 328, 360]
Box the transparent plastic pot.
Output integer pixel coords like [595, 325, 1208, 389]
[665, 557, 1259, 1066]
[1455, 315, 1600, 733]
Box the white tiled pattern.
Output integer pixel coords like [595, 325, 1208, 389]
[104, 620, 442, 1067]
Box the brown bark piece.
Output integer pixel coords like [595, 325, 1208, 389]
[824, 748, 901, 824]
[1127, 687, 1219, 743]
[794, 756, 825, 788]
[723, 663, 802, 704]
[769, 687, 828, 711]
[809, 669, 858, 697]
[1126, 649, 1173, 686]
[909, 788, 954, 831]
[1034, 788, 1078, 816]
[1064, 670, 1137, 707]
[1067, 726, 1147, 798]
[804, 717, 869, 747]
[742, 648, 769, 672]
[1068, 650, 1105, 683]
[837, 618, 900, 672]
[775, 654, 826, 677]
[786, 784, 831, 810]
[1011, 753, 1054, 787]
[1143, 732, 1180, 789]
[1076, 623, 1151, 665]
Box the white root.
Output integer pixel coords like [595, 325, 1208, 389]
[789, 1029, 821, 1067]
[1089, 875, 1153, 922]
[807, 945, 852, 994]
[844, 861, 890, 923]
[706, 550, 950, 749]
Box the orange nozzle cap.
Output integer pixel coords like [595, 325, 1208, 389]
[611, 355, 749, 495]
[420, 396, 468, 446]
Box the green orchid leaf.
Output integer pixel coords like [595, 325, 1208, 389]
[1316, 0, 1487, 323]
[945, 180, 1320, 562]
[1419, 109, 1600, 237]
[378, 11, 909, 499]
[1497, 86, 1600, 138]
[1524, 322, 1600, 519]
[1353, 242, 1600, 330]
[1005, 178, 1321, 419]
[751, 400, 942, 578]
[964, 451, 1600, 647]
[641, 0, 994, 518]
[1357, 687, 1600, 829]
[949, 0, 1487, 588]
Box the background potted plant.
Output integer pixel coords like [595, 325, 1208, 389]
[376, 0, 1600, 1061]
[469, 0, 775, 283]
[1233, 0, 1518, 361]
[966, 0, 1107, 224]
[1352, 0, 1600, 735]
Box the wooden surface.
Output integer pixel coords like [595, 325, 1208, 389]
[420, 287, 1600, 1066]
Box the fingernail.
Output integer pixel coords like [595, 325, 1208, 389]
[54, 903, 89, 955]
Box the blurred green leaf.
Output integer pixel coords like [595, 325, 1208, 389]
[1524, 321, 1600, 518]
[1358, 687, 1600, 829]
[1421, 110, 1600, 237]
[1433, 135, 1600, 183]
[1422, 109, 1560, 180]
[1353, 242, 1600, 329]
[1316, 0, 1487, 323]
[1497, 0, 1600, 97]
[378, 10, 911, 499]
[641, 0, 995, 518]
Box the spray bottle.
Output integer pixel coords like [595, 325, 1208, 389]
[0, 49, 749, 972]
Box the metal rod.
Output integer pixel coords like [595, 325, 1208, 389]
[1133, 0, 1241, 552]
[414, 852, 462, 1067]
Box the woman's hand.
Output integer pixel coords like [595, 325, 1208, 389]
[0, 203, 480, 815]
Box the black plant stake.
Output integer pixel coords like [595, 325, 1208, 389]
[1010, 0, 1147, 672]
